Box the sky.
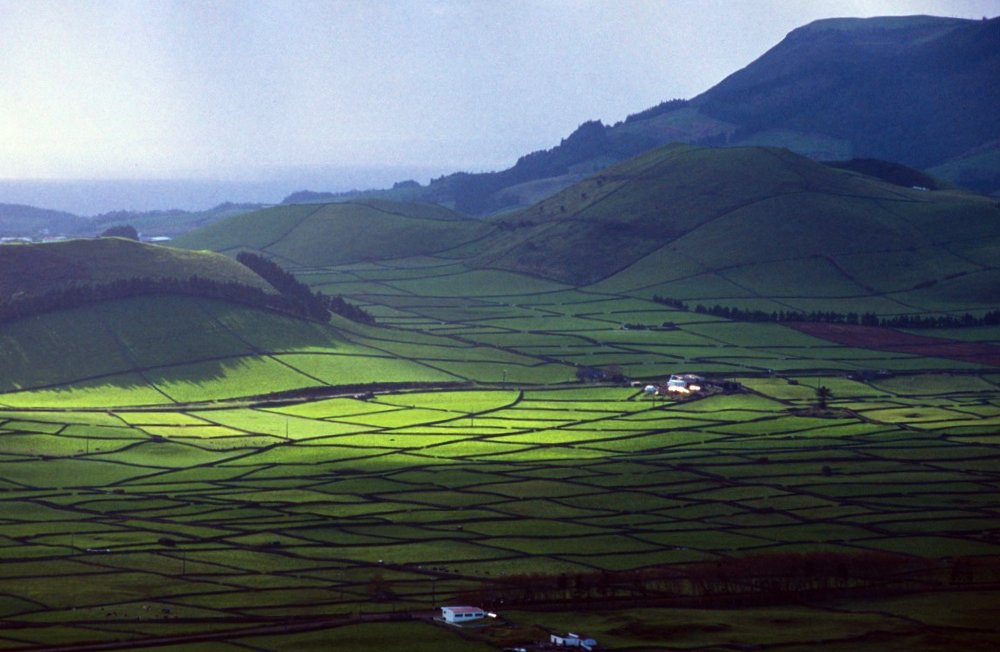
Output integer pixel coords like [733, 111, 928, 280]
[1, 0, 998, 186]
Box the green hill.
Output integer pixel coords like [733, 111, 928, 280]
[465, 145, 1000, 311]
[0, 237, 274, 301]
[173, 199, 491, 267]
[0, 295, 453, 407]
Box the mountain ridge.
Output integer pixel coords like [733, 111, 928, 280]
[283, 14, 999, 213]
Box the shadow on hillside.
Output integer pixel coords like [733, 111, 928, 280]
[0, 300, 349, 405]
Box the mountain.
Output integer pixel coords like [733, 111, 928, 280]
[282, 15, 999, 214]
[692, 15, 1000, 177]
[173, 198, 491, 267]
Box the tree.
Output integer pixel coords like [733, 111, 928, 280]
[100, 224, 138, 240]
[816, 385, 833, 409]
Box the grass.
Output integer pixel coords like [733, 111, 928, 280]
[173, 200, 490, 268]
[4, 148, 1000, 650]
[0, 382, 995, 649]
[0, 237, 274, 300]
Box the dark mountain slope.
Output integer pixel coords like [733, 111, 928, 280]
[282, 15, 998, 214]
[694, 15, 1000, 170]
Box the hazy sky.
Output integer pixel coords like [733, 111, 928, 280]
[2, 0, 998, 182]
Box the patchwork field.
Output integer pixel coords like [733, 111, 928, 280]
[1, 377, 998, 650]
[5, 193, 1000, 649]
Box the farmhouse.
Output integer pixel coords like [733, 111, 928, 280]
[550, 632, 599, 650]
[664, 373, 704, 395]
[440, 605, 486, 624]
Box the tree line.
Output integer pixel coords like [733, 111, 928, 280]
[236, 251, 376, 325]
[236, 252, 330, 320]
[454, 551, 1000, 609]
[652, 296, 1000, 329]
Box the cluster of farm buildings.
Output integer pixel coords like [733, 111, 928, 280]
[439, 605, 599, 650]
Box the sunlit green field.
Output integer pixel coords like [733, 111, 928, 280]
[1, 376, 998, 649]
[4, 237, 1000, 649]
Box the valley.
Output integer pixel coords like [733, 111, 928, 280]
[2, 145, 1000, 648]
[1, 9, 998, 649]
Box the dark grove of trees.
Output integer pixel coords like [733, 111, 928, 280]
[99, 225, 139, 240]
[236, 251, 376, 325]
[454, 552, 1000, 610]
[236, 252, 330, 321]
[326, 295, 376, 325]
[652, 296, 1000, 329]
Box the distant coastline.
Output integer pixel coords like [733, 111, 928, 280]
[0, 165, 452, 215]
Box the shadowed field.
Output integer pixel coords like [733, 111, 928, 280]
[0, 378, 998, 650]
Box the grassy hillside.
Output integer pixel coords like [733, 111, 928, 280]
[0, 295, 456, 407]
[0, 237, 274, 300]
[173, 199, 492, 268]
[464, 145, 1000, 313]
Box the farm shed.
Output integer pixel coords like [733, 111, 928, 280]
[665, 373, 704, 394]
[550, 632, 598, 650]
[441, 605, 486, 623]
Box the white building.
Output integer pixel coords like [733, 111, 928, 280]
[550, 632, 598, 650]
[665, 373, 704, 394]
[440, 605, 486, 624]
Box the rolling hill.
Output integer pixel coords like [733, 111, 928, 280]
[0, 203, 87, 238]
[88, 202, 266, 238]
[173, 198, 492, 267]
[0, 237, 458, 405]
[459, 144, 1000, 311]
[176, 143, 1000, 320]
[0, 295, 454, 406]
[0, 237, 275, 301]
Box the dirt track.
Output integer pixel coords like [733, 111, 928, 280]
[788, 322, 1000, 367]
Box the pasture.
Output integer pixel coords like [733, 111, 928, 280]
[5, 202, 1000, 649]
[1, 377, 998, 649]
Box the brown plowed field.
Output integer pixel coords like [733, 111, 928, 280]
[787, 322, 1000, 367]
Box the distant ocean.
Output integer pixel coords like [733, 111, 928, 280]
[0, 165, 455, 216]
